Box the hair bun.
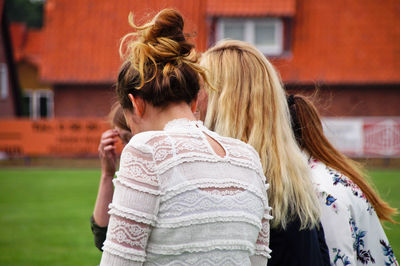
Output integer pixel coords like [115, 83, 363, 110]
[118, 8, 211, 96]
[148, 9, 185, 42]
[121, 8, 193, 64]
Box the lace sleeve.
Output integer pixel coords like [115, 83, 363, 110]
[100, 143, 160, 265]
[251, 188, 272, 266]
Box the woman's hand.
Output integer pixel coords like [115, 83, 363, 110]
[98, 129, 119, 178]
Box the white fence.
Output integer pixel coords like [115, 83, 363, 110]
[322, 117, 400, 158]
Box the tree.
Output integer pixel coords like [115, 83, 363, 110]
[5, 0, 44, 28]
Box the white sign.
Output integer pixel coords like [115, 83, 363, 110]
[322, 118, 363, 156]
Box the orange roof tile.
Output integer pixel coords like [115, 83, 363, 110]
[23, 30, 42, 65]
[10, 23, 42, 65]
[40, 0, 207, 83]
[30, 0, 400, 84]
[207, 0, 296, 16]
[9, 23, 27, 61]
[272, 0, 400, 84]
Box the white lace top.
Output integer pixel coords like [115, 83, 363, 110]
[100, 119, 271, 266]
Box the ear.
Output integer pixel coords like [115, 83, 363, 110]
[128, 94, 145, 117]
[190, 95, 198, 113]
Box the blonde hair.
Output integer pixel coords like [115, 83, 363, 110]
[202, 40, 320, 229]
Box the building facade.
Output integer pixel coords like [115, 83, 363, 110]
[10, 0, 400, 117]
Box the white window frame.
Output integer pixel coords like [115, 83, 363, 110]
[24, 89, 54, 119]
[0, 63, 8, 99]
[216, 18, 283, 55]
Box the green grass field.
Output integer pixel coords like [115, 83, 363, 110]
[0, 168, 399, 265]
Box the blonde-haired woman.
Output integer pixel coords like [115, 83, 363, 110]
[100, 10, 271, 265]
[201, 40, 329, 265]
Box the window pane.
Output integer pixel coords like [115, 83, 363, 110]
[22, 95, 31, 117]
[223, 22, 245, 41]
[0, 63, 8, 99]
[39, 96, 48, 118]
[255, 22, 276, 46]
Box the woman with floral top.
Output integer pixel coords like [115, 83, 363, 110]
[287, 94, 398, 265]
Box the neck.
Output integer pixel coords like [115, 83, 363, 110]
[140, 102, 196, 132]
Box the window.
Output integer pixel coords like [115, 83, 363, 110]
[216, 18, 283, 55]
[0, 63, 8, 99]
[22, 89, 54, 119]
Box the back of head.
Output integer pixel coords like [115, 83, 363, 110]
[288, 94, 397, 223]
[116, 8, 209, 109]
[202, 40, 320, 229]
[108, 102, 130, 132]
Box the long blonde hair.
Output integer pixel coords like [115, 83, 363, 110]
[202, 40, 320, 229]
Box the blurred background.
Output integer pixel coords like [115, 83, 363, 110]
[0, 0, 399, 265]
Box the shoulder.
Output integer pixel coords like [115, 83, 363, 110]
[119, 130, 168, 168]
[118, 131, 161, 186]
[125, 130, 169, 153]
[308, 158, 334, 183]
[209, 131, 257, 156]
[209, 131, 265, 176]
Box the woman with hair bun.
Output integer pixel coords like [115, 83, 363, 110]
[100, 9, 271, 265]
[288, 94, 398, 265]
[201, 40, 330, 265]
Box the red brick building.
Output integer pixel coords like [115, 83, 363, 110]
[11, 0, 400, 117]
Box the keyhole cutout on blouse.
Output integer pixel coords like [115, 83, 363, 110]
[203, 132, 226, 158]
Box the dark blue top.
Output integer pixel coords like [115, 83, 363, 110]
[268, 217, 330, 266]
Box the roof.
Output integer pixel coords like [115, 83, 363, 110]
[273, 0, 400, 84]
[207, 0, 296, 17]
[10, 23, 42, 65]
[40, 0, 207, 84]
[9, 23, 26, 61]
[19, 0, 400, 84]
[22, 29, 42, 65]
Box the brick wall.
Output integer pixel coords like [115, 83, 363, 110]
[286, 84, 400, 116]
[53, 84, 400, 118]
[54, 84, 115, 117]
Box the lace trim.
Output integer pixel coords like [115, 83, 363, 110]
[108, 203, 157, 225]
[160, 178, 267, 204]
[172, 137, 210, 154]
[156, 154, 261, 177]
[254, 244, 272, 258]
[146, 250, 251, 266]
[113, 178, 160, 195]
[108, 219, 151, 249]
[163, 118, 204, 131]
[257, 221, 270, 243]
[159, 190, 264, 219]
[120, 150, 155, 171]
[147, 239, 256, 255]
[263, 213, 273, 219]
[206, 189, 242, 196]
[155, 212, 263, 229]
[102, 242, 146, 261]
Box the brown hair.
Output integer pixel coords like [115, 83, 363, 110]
[108, 102, 130, 132]
[116, 8, 210, 109]
[288, 94, 397, 223]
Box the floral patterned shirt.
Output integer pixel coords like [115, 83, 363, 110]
[308, 157, 398, 266]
